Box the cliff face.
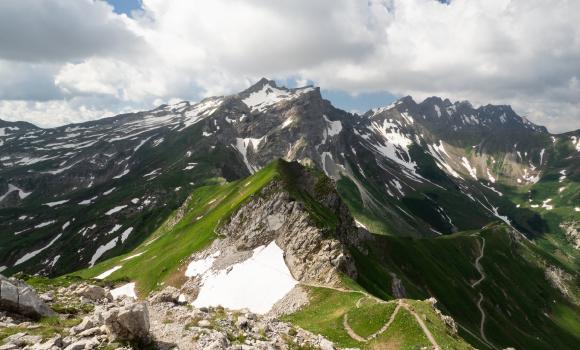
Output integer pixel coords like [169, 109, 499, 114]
[217, 180, 358, 287]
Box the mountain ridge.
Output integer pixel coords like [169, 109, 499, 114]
[1, 78, 578, 275]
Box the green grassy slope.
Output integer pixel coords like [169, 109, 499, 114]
[73, 160, 280, 295]
[72, 159, 345, 296]
[284, 286, 474, 350]
[354, 223, 580, 350]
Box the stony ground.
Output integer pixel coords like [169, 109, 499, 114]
[0, 278, 340, 350]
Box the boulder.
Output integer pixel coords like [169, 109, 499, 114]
[0, 275, 56, 319]
[75, 285, 110, 302]
[149, 286, 180, 304]
[103, 302, 150, 342]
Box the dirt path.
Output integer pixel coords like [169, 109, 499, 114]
[476, 293, 489, 344]
[470, 235, 489, 344]
[471, 236, 486, 288]
[401, 301, 441, 350]
[309, 281, 442, 349]
[342, 299, 403, 342]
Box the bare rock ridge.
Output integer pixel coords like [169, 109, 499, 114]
[181, 160, 360, 311]
[215, 164, 359, 287]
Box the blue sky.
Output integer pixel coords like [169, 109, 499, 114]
[107, 0, 141, 16]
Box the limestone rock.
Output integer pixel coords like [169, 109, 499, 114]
[0, 275, 55, 319]
[75, 285, 110, 302]
[149, 286, 180, 304]
[103, 302, 150, 342]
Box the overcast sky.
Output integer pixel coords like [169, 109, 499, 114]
[0, 0, 579, 133]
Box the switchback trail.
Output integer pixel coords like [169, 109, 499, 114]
[342, 299, 402, 342]
[305, 282, 442, 349]
[470, 235, 490, 344]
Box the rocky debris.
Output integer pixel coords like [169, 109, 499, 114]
[268, 285, 309, 318]
[74, 285, 111, 302]
[2, 333, 42, 348]
[544, 265, 574, 300]
[560, 221, 579, 249]
[389, 273, 406, 298]
[149, 286, 181, 304]
[0, 274, 55, 319]
[148, 300, 338, 350]
[1, 277, 339, 350]
[426, 297, 457, 334]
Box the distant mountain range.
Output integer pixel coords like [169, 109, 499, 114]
[1, 78, 578, 349]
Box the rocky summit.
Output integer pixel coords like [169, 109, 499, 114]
[0, 79, 579, 350]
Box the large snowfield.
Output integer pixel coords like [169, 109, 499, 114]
[191, 241, 297, 314]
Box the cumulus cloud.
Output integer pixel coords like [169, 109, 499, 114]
[0, 0, 145, 62]
[0, 0, 579, 132]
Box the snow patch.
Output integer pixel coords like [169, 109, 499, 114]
[103, 187, 116, 195]
[35, 220, 56, 229]
[15, 234, 62, 266]
[242, 84, 314, 112]
[89, 237, 118, 267]
[461, 157, 477, 179]
[120, 227, 133, 243]
[43, 199, 69, 207]
[192, 242, 297, 314]
[233, 137, 264, 173]
[96, 266, 122, 280]
[121, 252, 145, 261]
[105, 205, 128, 216]
[111, 283, 137, 300]
[185, 251, 220, 278]
[0, 184, 32, 202]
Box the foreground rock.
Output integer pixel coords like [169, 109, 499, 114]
[103, 302, 150, 342]
[148, 290, 337, 350]
[1, 280, 338, 350]
[0, 274, 55, 319]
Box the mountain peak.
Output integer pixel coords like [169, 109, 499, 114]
[242, 77, 279, 95]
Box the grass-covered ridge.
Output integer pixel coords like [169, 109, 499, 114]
[72, 159, 345, 296]
[73, 160, 282, 295]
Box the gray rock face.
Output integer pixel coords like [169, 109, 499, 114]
[217, 178, 358, 287]
[0, 274, 55, 319]
[103, 302, 150, 342]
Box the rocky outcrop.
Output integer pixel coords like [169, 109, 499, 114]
[560, 221, 579, 249]
[0, 274, 55, 319]
[426, 297, 458, 335]
[217, 178, 357, 287]
[545, 265, 575, 301]
[147, 297, 338, 350]
[0, 279, 338, 350]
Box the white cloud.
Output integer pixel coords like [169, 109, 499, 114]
[1, 0, 579, 133]
[0, 96, 146, 128]
[0, 0, 145, 62]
